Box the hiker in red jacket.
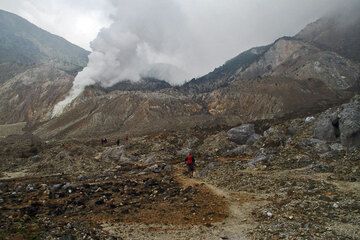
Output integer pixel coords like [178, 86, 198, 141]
[185, 153, 195, 176]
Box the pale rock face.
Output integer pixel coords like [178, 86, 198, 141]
[238, 38, 360, 91]
[0, 65, 73, 125]
[239, 39, 308, 79]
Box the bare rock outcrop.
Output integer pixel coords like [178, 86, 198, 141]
[314, 96, 360, 147]
[227, 124, 256, 145]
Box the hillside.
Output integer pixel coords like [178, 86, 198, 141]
[0, 10, 90, 125]
[0, 9, 89, 82]
[36, 12, 360, 139]
[0, 8, 359, 139]
[296, 3, 360, 62]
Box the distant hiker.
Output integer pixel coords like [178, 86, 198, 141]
[116, 139, 120, 146]
[185, 153, 195, 177]
[101, 138, 108, 145]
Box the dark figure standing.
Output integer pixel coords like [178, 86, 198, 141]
[185, 153, 195, 177]
[101, 138, 108, 145]
[116, 139, 120, 146]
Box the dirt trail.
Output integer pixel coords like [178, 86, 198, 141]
[102, 166, 269, 240]
[173, 165, 269, 240]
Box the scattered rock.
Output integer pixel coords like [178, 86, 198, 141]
[145, 164, 164, 173]
[305, 116, 315, 123]
[301, 138, 330, 154]
[30, 155, 41, 162]
[226, 145, 250, 156]
[227, 124, 255, 145]
[56, 151, 71, 161]
[246, 133, 262, 145]
[199, 132, 235, 156]
[265, 211, 273, 218]
[177, 148, 191, 157]
[329, 143, 345, 152]
[101, 146, 125, 161]
[26, 184, 35, 192]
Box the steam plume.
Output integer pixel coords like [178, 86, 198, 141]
[52, 0, 353, 116]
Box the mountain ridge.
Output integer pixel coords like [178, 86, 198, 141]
[0, 9, 89, 78]
[0, 9, 359, 139]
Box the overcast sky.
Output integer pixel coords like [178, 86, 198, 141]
[0, 0, 346, 52]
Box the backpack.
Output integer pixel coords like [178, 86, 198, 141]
[186, 155, 193, 165]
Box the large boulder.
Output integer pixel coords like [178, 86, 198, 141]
[339, 100, 360, 147]
[227, 124, 256, 145]
[314, 96, 360, 147]
[314, 110, 340, 142]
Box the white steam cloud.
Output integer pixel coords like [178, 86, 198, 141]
[52, 0, 349, 116]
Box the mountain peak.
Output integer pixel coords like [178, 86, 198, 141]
[0, 9, 89, 74]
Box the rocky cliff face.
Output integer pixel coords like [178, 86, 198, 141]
[0, 66, 73, 125]
[34, 88, 208, 139]
[238, 38, 360, 91]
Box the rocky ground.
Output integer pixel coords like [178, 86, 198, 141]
[0, 97, 360, 240]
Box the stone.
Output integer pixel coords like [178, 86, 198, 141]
[101, 146, 125, 161]
[302, 138, 330, 154]
[305, 116, 316, 123]
[226, 145, 249, 156]
[145, 164, 162, 173]
[338, 100, 360, 147]
[314, 111, 340, 142]
[30, 155, 41, 162]
[143, 155, 156, 165]
[77, 175, 86, 181]
[329, 143, 345, 152]
[265, 211, 273, 218]
[26, 184, 35, 192]
[246, 133, 262, 145]
[163, 165, 172, 172]
[62, 183, 76, 190]
[227, 124, 255, 144]
[263, 127, 287, 147]
[177, 147, 191, 157]
[51, 184, 63, 191]
[248, 154, 269, 167]
[56, 151, 71, 161]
